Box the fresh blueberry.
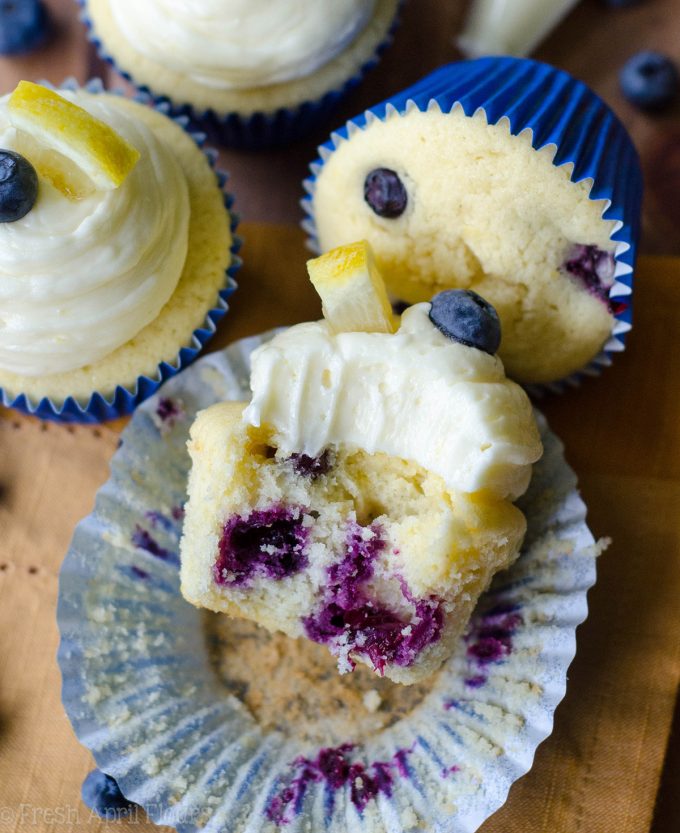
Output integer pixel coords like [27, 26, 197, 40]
[429, 289, 501, 355]
[364, 168, 407, 218]
[0, 0, 49, 56]
[81, 770, 136, 819]
[620, 51, 679, 111]
[0, 150, 38, 223]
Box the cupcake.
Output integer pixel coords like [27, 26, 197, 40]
[80, 0, 402, 148]
[180, 241, 542, 684]
[303, 57, 642, 386]
[0, 79, 238, 423]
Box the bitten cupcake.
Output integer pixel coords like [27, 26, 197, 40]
[0, 80, 238, 423]
[81, 0, 401, 148]
[303, 57, 642, 386]
[180, 242, 542, 685]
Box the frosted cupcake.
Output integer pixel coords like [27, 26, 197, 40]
[303, 57, 642, 386]
[81, 0, 401, 148]
[0, 80, 237, 422]
[180, 242, 542, 684]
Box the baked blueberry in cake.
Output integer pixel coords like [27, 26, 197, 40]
[180, 241, 542, 684]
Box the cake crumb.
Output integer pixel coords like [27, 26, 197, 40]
[363, 690, 382, 713]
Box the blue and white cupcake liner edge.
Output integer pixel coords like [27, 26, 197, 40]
[0, 77, 242, 424]
[76, 0, 404, 150]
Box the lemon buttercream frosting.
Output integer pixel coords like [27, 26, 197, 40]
[108, 0, 376, 90]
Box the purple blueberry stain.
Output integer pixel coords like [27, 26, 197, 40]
[303, 522, 444, 674]
[171, 505, 185, 522]
[266, 744, 415, 825]
[145, 510, 178, 533]
[131, 566, 149, 580]
[463, 674, 486, 689]
[214, 506, 309, 588]
[131, 525, 175, 562]
[392, 747, 412, 778]
[328, 522, 380, 606]
[153, 396, 185, 435]
[458, 604, 524, 689]
[562, 244, 617, 308]
[288, 450, 332, 479]
[156, 397, 181, 422]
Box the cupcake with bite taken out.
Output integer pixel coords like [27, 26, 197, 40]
[303, 57, 642, 387]
[0, 80, 238, 423]
[180, 241, 542, 685]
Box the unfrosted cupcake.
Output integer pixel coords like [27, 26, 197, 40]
[81, 0, 401, 148]
[180, 242, 542, 684]
[0, 80, 237, 422]
[303, 57, 642, 386]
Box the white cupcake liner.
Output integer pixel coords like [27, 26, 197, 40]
[58, 330, 600, 832]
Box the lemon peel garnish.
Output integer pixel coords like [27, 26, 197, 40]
[8, 81, 140, 197]
[307, 240, 396, 334]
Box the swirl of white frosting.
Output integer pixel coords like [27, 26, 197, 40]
[0, 91, 189, 377]
[244, 304, 543, 501]
[109, 0, 376, 90]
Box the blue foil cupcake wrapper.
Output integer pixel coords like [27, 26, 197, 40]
[57, 335, 599, 833]
[0, 77, 241, 424]
[301, 57, 642, 391]
[77, 0, 403, 150]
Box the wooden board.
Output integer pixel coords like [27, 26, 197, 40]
[0, 224, 679, 833]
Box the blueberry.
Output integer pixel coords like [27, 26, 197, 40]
[0, 0, 49, 55]
[620, 51, 679, 111]
[429, 289, 501, 355]
[364, 168, 407, 218]
[81, 770, 136, 819]
[0, 150, 38, 223]
[602, 0, 642, 6]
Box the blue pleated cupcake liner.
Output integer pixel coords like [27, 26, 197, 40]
[301, 57, 642, 392]
[57, 334, 599, 833]
[0, 77, 241, 424]
[77, 0, 403, 150]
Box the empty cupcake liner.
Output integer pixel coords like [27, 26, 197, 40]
[301, 57, 642, 392]
[0, 78, 241, 424]
[58, 331, 600, 833]
[77, 0, 403, 150]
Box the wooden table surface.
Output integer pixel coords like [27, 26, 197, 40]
[0, 2, 679, 832]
